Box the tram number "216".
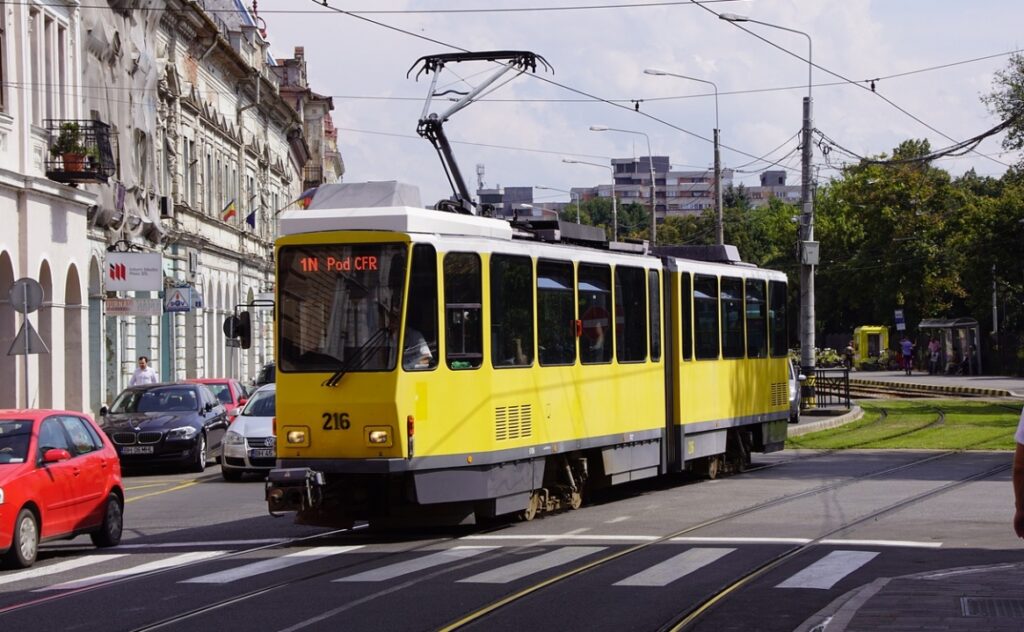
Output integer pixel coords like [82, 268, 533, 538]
[322, 412, 351, 430]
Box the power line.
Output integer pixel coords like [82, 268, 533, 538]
[29, 0, 744, 13]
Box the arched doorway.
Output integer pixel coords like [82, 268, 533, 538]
[38, 261, 53, 408]
[64, 265, 84, 410]
[0, 252, 15, 408]
[88, 258, 103, 414]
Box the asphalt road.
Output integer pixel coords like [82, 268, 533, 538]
[1, 450, 1021, 631]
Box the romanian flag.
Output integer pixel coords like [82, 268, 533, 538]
[220, 200, 237, 222]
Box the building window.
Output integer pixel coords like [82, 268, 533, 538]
[579, 263, 612, 364]
[444, 253, 482, 370]
[694, 274, 719, 360]
[205, 153, 213, 213]
[536, 259, 575, 366]
[721, 277, 745, 359]
[745, 279, 767, 359]
[491, 254, 533, 368]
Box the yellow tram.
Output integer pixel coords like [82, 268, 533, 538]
[264, 182, 790, 527]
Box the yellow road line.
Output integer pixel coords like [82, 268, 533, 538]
[126, 479, 200, 503]
[124, 483, 176, 491]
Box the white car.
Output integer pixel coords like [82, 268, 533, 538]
[220, 383, 275, 481]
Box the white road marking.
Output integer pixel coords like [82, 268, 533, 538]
[614, 548, 735, 587]
[462, 534, 658, 542]
[819, 538, 942, 549]
[38, 551, 226, 591]
[0, 554, 126, 587]
[605, 516, 631, 524]
[181, 546, 362, 584]
[671, 537, 812, 545]
[457, 546, 606, 584]
[113, 539, 288, 549]
[776, 550, 879, 589]
[334, 546, 498, 582]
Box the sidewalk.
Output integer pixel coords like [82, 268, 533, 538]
[848, 370, 1024, 397]
[798, 562, 1024, 631]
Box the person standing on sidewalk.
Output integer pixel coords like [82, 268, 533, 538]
[899, 335, 914, 376]
[1013, 406, 1024, 538]
[128, 356, 159, 386]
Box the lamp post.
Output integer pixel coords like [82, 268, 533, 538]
[644, 69, 723, 245]
[535, 185, 580, 223]
[563, 158, 617, 241]
[720, 12, 816, 401]
[589, 125, 658, 245]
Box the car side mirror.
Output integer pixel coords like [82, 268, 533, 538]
[99, 405, 109, 417]
[238, 397, 248, 406]
[204, 402, 214, 413]
[43, 448, 72, 463]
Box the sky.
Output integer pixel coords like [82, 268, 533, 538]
[253, 0, 1023, 209]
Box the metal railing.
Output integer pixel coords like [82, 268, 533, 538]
[813, 367, 851, 408]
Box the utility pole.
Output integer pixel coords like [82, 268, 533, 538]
[799, 94, 817, 399]
[714, 128, 723, 244]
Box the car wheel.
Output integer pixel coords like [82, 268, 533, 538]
[190, 434, 207, 473]
[221, 466, 243, 482]
[90, 493, 124, 548]
[2, 508, 39, 569]
[789, 410, 800, 424]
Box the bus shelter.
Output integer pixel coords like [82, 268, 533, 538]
[918, 317, 982, 375]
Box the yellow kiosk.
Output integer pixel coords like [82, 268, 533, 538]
[853, 325, 889, 369]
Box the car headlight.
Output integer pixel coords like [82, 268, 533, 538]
[224, 431, 245, 445]
[166, 426, 199, 441]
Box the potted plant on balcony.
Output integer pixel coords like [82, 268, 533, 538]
[50, 122, 87, 172]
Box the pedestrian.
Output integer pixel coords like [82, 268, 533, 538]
[1013, 405, 1024, 538]
[128, 355, 159, 386]
[899, 335, 914, 376]
[927, 337, 941, 375]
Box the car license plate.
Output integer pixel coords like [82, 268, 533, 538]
[249, 448, 275, 459]
[120, 445, 154, 455]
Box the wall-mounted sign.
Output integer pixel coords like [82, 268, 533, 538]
[105, 298, 163, 317]
[164, 287, 192, 313]
[106, 252, 163, 291]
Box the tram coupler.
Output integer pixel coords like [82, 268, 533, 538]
[266, 468, 325, 514]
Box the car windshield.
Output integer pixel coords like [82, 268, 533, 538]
[240, 389, 275, 417]
[112, 387, 199, 413]
[0, 420, 32, 464]
[205, 383, 233, 405]
[278, 243, 407, 373]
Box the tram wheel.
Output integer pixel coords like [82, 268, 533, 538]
[519, 492, 540, 522]
[706, 456, 721, 480]
[569, 490, 583, 511]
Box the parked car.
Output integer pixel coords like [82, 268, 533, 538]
[788, 361, 805, 424]
[0, 410, 124, 569]
[98, 383, 229, 473]
[221, 384, 276, 481]
[186, 378, 250, 420]
[255, 361, 275, 386]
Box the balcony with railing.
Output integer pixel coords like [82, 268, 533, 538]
[44, 120, 116, 185]
[302, 165, 323, 191]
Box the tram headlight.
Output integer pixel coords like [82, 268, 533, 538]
[286, 429, 307, 445]
[368, 429, 390, 445]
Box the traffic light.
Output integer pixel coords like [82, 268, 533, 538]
[222, 315, 239, 338]
[237, 310, 252, 349]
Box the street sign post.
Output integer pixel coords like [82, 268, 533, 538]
[7, 277, 48, 407]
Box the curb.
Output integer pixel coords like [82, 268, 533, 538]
[787, 406, 863, 437]
[848, 378, 1013, 397]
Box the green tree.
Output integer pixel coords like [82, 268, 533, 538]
[982, 52, 1024, 164]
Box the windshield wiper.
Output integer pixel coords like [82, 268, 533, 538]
[321, 327, 391, 388]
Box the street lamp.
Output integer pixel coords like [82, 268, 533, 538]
[644, 68, 723, 245]
[535, 185, 580, 224]
[589, 125, 658, 246]
[562, 158, 617, 241]
[720, 12, 816, 402]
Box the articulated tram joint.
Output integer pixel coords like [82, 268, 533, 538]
[266, 467, 326, 515]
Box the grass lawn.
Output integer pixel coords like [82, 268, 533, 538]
[786, 400, 1024, 450]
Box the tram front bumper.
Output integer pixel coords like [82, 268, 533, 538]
[266, 467, 326, 513]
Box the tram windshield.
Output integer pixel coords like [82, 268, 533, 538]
[278, 243, 407, 372]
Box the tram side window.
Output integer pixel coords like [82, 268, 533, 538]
[402, 244, 439, 371]
[537, 260, 576, 366]
[444, 253, 483, 369]
[680, 272, 692, 360]
[769, 280, 788, 357]
[648, 269, 662, 362]
[694, 274, 719, 360]
[491, 254, 534, 367]
[579, 263, 613, 364]
[721, 277, 744, 359]
[615, 266, 647, 363]
[745, 278, 767, 358]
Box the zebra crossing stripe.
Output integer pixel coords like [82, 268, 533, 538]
[38, 551, 226, 591]
[181, 546, 362, 584]
[775, 550, 879, 589]
[457, 546, 606, 584]
[334, 546, 498, 582]
[0, 554, 127, 587]
[614, 548, 735, 587]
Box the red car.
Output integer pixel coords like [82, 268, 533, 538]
[186, 379, 250, 419]
[0, 410, 124, 569]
